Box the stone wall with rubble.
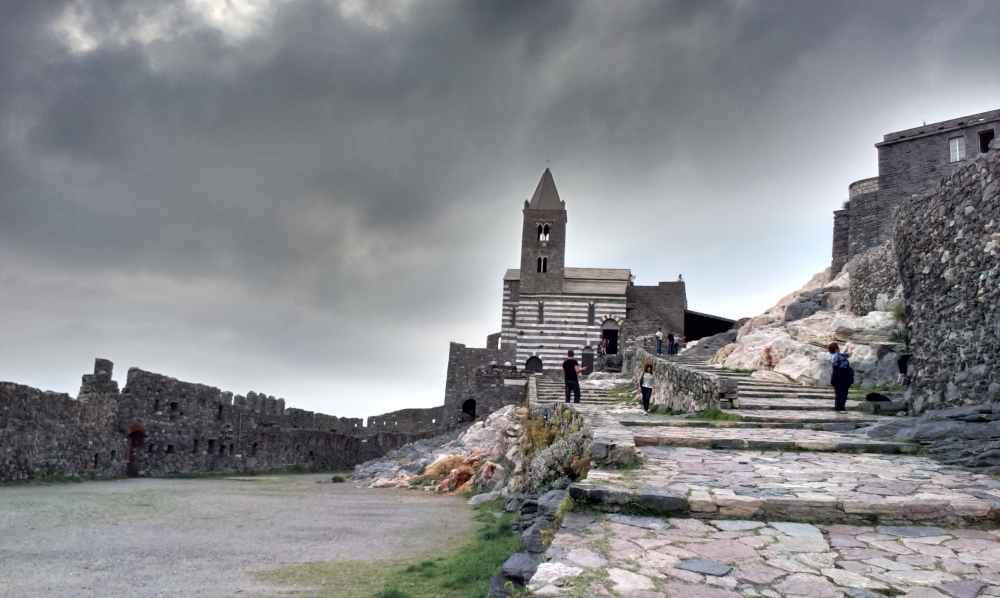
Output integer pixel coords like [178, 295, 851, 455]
[848, 241, 902, 315]
[624, 347, 737, 413]
[0, 361, 124, 482]
[1, 359, 440, 482]
[442, 342, 524, 428]
[896, 142, 1000, 413]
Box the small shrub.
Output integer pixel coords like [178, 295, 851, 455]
[330, 474, 346, 483]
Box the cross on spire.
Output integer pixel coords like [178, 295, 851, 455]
[545, 159, 551, 168]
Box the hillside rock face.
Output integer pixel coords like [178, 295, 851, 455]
[710, 268, 906, 388]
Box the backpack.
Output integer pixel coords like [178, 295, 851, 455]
[831, 353, 854, 386]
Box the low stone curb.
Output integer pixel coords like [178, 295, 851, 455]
[568, 482, 999, 525]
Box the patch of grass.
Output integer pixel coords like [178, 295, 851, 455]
[259, 498, 521, 598]
[694, 408, 744, 421]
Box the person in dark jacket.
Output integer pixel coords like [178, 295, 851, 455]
[828, 342, 854, 412]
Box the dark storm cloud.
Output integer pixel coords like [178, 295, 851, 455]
[2, 0, 998, 416]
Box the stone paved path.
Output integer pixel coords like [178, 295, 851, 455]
[531, 512, 1000, 598]
[630, 426, 917, 453]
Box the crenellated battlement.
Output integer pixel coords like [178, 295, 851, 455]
[0, 359, 450, 482]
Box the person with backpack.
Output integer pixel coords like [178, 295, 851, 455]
[827, 342, 854, 412]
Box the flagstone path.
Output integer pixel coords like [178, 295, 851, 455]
[523, 357, 1000, 597]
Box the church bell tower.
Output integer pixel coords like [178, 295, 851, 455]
[519, 168, 567, 295]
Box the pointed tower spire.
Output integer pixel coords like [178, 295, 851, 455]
[527, 168, 564, 210]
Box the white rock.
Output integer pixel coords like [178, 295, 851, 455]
[528, 563, 583, 590]
[607, 568, 655, 591]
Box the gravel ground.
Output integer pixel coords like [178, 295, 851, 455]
[0, 474, 476, 598]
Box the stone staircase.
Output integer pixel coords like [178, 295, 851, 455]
[557, 355, 1000, 527]
[533, 375, 626, 406]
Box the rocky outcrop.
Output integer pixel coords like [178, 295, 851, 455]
[865, 403, 1000, 475]
[714, 268, 907, 388]
[896, 142, 1000, 413]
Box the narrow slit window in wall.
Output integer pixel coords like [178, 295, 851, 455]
[538, 302, 544, 324]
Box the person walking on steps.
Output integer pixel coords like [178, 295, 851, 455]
[638, 363, 655, 415]
[655, 328, 664, 355]
[563, 350, 586, 404]
[828, 342, 854, 412]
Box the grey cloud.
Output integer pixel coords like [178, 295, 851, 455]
[1, 0, 998, 416]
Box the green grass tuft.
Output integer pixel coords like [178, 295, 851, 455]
[694, 408, 744, 421]
[258, 497, 521, 598]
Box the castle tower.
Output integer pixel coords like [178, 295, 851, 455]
[518, 168, 567, 295]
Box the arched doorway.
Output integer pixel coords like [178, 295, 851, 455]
[462, 399, 476, 422]
[582, 346, 595, 374]
[525, 356, 544, 373]
[125, 426, 147, 478]
[601, 319, 620, 355]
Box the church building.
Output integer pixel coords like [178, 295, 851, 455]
[498, 169, 734, 373]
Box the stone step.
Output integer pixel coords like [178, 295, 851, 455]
[738, 398, 860, 411]
[629, 426, 917, 453]
[738, 390, 836, 399]
[618, 418, 877, 431]
[568, 445, 1000, 525]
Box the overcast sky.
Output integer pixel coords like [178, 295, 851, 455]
[2, 0, 998, 419]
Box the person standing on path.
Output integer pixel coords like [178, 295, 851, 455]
[638, 363, 655, 415]
[655, 328, 664, 355]
[667, 330, 676, 355]
[828, 342, 854, 412]
[563, 350, 585, 404]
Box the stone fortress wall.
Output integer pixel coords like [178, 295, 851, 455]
[834, 110, 1000, 318]
[828, 109, 999, 413]
[896, 141, 999, 412]
[2, 350, 527, 482]
[442, 342, 526, 428]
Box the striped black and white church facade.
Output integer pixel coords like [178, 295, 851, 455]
[499, 169, 631, 372]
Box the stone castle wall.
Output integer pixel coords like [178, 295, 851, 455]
[1, 360, 443, 482]
[896, 142, 1000, 412]
[442, 342, 525, 428]
[622, 282, 687, 341]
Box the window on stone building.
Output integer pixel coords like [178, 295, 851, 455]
[980, 130, 996, 154]
[950, 137, 966, 162]
[94, 453, 99, 468]
[229, 443, 234, 455]
[153, 399, 160, 412]
[538, 302, 544, 324]
[587, 303, 596, 325]
[192, 439, 199, 454]
[169, 402, 178, 421]
[166, 444, 175, 454]
[538, 257, 547, 272]
[217, 405, 224, 420]
[251, 442, 258, 456]
[208, 439, 216, 454]
[510, 307, 517, 325]
[111, 450, 116, 459]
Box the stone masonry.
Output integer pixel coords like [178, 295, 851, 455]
[896, 141, 1000, 412]
[1, 357, 501, 482]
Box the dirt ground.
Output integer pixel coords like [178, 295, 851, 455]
[0, 474, 476, 598]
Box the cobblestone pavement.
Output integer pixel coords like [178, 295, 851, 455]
[536, 362, 1000, 596]
[576, 446, 1000, 524]
[630, 426, 916, 453]
[533, 512, 1000, 598]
